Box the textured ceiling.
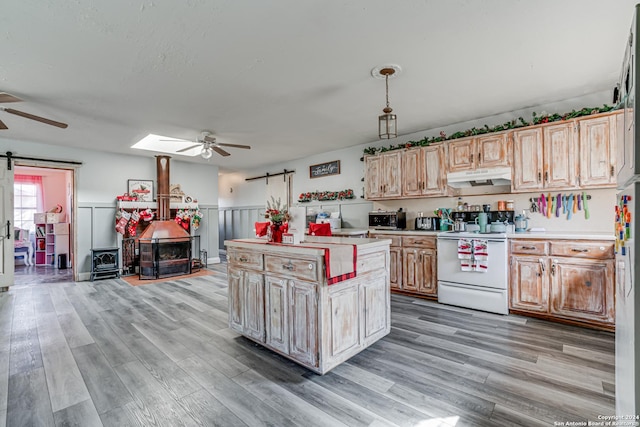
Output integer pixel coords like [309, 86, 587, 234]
[0, 0, 636, 171]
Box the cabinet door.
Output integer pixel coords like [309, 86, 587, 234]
[578, 115, 617, 187]
[382, 151, 402, 197]
[401, 149, 422, 197]
[543, 122, 577, 189]
[448, 138, 475, 172]
[402, 248, 436, 295]
[265, 275, 289, 354]
[289, 280, 318, 367]
[364, 155, 382, 199]
[327, 285, 359, 358]
[360, 273, 389, 344]
[422, 145, 446, 196]
[228, 268, 245, 333]
[243, 272, 265, 342]
[512, 127, 544, 191]
[477, 133, 509, 168]
[550, 258, 615, 324]
[509, 256, 549, 313]
[389, 247, 402, 289]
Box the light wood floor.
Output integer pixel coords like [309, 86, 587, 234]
[0, 263, 615, 426]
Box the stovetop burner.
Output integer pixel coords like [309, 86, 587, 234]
[437, 231, 507, 239]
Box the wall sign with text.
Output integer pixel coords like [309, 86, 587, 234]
[309, 160, 340, 178]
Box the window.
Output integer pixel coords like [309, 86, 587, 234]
[14, 175, 43, 233]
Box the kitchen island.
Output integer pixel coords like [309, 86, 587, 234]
[225, 236, 392, 374]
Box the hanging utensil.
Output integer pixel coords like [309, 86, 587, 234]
[583, 192, 589, 220]
[567, 194, 574, 220]
[573, 194, 578, 214]
[577, 193, 582, 211]
[555, 194, 561, 217]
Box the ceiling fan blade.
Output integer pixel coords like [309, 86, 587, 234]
[2, 107, 68, 128]
[0, 93, 22, 103]
[216, 143, 251, 149]
[0, 119, 7, 130]
[176, 144, 202, 153]
[212, 146, 231, 157]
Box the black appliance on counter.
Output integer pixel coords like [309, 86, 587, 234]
[452, 210, 515, 223]
[369, 209, 406, 230]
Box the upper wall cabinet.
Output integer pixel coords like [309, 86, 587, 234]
[512, 122, 577, 192]
[364, 151, 402, 200]
[577, 113, 618, 188]
[448, 133, 510, 173]
[402, 144, 447, 197]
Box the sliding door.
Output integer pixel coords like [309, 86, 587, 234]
[0, 159, 14, 289]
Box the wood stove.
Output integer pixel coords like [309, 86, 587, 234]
[138, 237, 193, 279]
[137, 155, 193, 280]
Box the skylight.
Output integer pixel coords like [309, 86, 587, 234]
[131, 134, 200, 156]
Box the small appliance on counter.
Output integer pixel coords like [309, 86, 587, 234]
[369, 209, 406, 230]
[514, 212, 529, 233]
[415, 216, 440, 231]
[316, 215, 341, 229]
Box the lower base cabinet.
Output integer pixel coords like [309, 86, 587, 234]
[371, 233, 437, 298]
[226, 240, 391, 374]
[509, 239, 614, 330]
[265, 276, 318, 367]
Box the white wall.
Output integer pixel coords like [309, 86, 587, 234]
[219, 90, 617, 234]
[0, 137, 220, 278]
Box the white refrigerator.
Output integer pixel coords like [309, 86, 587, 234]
[615, 4, 640, 417]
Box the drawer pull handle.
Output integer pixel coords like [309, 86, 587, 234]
[571, 248, 589, 253]
[239, 257, 248, 262]
[308, 264, 314, 270]
[520, 246, 536, 250]
[283, 262, 294, 271]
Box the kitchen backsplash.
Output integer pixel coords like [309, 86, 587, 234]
[373, 187, 616, 233]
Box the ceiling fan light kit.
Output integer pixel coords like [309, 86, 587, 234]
[372, 65, 401, 139]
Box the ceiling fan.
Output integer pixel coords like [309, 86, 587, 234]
[0, 92, 68, 129]
[175, 131, 251, 159]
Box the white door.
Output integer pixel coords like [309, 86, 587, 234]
[0, 159, 14, 289]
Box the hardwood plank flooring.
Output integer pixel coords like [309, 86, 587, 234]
[0, 267, 615, 426]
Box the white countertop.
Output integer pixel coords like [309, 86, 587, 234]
[506, 231, 615, 241]
[368, 229, 614, 241]
[225, 236, 392, 255]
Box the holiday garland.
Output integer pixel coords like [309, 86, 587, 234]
[299, 189, 355, 202]
[363, 105, 615, 156]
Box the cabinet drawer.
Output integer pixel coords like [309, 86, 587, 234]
[370, 234, 401, 247]
[510, 240, 547, 255]
[402, 235, 436, 249]
[265, 255, 319, 282]
[549, 241, 614, 260]
[357, 251, 386, 274]
[228, 250, 264, 270]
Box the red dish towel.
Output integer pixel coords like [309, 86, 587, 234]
[302, 242, 357, 284]
[458, 239, 472, 259]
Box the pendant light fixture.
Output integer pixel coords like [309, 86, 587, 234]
[372, 64, 401, 139]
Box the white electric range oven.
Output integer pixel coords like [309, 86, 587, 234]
[436, 231, 508, 315]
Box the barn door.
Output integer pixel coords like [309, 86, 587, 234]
[0, 157, 14, 290]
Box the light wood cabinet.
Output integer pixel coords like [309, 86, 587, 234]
[402, 145, 446, 197]
[370, 233, 437, 298]
[550, 257, 615, 325]
[226, 239, 391, 374]
[577, 113, 617, 187]
[364, 151, 402, 200]
[510, 255, 549, 313]
[402, 247, 437, 296]
[509, 239, 615, 330]
[448, 133, 509, 173]
[228, 267, 265, 342]
[389, 247, 402, 289]
[512, 122, 577, 192]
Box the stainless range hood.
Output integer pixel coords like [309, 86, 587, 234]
[446, 167, 512, 188]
